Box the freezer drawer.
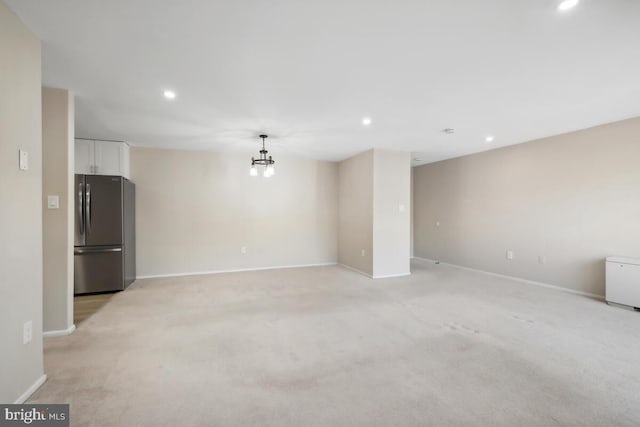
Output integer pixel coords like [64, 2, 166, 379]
[74, 247, 124, 294]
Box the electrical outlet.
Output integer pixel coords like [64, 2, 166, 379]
[538, 255, 546, 265]
[240, 246, 247, 254]
[19, 150, 29, 171]
[506, 250, 514, 260]
[361, 249, 366, 257]
[23, 321, 32, 344]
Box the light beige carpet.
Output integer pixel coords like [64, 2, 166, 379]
[31, 261, 640, 426]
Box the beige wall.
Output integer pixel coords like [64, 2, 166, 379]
[413, 117, 640, 296]
[373, 150, 411, 278]
[130, 147, 338, 277]
[338, 149, 411, 278]
[42, 87, 74, 333]
[0, 1, 44, 403]
[338, 150, 374, 275]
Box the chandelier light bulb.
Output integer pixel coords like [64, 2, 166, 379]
[249, 134, 276, 178]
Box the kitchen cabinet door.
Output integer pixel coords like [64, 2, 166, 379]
[121, 143, 130, 179]
[75, 139, 94, 174]
[94, 140, 122, 176]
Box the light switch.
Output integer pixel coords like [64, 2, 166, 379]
[19, 150, 28, 170]
[399, 204, 406, 213]
[47, 195, 60, 209]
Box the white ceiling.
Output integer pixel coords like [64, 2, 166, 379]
[6, 0, 640, 164]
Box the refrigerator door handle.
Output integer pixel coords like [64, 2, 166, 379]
[86, 183, 92, 233]
[74, 247, 122, 254]
[78, 182, 85, 235]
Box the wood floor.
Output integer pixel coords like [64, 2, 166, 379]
[73, 293, 115, 325]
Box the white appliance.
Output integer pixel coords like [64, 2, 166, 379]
[606, 257, 640, 309]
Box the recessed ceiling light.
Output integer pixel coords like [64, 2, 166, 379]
[362, 117, 372, 126]
[485, 135, 495, 142]
[557, 0, 579, 11]
[163, 90, 176, 100]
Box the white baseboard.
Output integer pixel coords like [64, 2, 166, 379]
[338, 264, 411, 280]
[14, 374, 47, 404]
[412, 256, 438, 264]
[43, 324, 76, 338]
[412, 257, 605, 301]
[606, 301, 638, 311]
[339, 263, 373, 278]
[137, 262, 338, 280]
[373, 272, 411, 279]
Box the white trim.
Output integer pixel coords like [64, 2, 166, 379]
[411, 257, 605, 300]
[136, 262, 338, 280]
[14, 374, 47, 404]
[338, 263, 373, 278]
[373, 272, 412, 279]
[412, 256, 438, 264]
[43, 324, 76, 338]
[606, 301, 638, 311]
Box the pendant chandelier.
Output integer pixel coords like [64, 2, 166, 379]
[249, 134, 275, 177]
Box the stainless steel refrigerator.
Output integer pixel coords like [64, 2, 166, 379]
[74, 175, 136, 294]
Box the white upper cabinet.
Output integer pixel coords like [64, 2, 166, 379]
[75, 139, 130, 178]
[94, 140, 122, 176]
[75, 139, 93, 175]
